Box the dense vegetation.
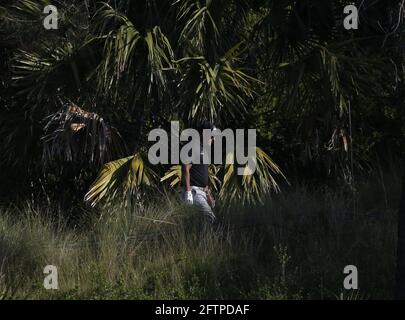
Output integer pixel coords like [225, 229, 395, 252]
[0, 172, 400, 299]
[0, 0, 404, 299]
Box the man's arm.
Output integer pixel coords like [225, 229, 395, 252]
[182, 163, 192, 191]
[182, 164, 193, 204]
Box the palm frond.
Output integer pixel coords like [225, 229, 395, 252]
[176, 0, 220, 54]
[160, 164, 182, 188]
[94, 3, 175, 103]
[42, 102, 127, 167]
[160, 147, 284, 206]
[177, 43, 257, 124]
[219, 147, 286, 205]
[161, 163, 221, 191]
[12, 32, 99, 114]
[84, 152, 158, 207]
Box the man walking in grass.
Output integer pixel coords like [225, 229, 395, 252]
[181, 121, 217, 223]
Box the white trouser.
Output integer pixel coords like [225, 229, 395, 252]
[180, 186, 216, 223]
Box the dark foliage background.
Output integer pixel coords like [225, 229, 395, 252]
[1, 0, 404, 207]
[0, 0, 405, 300]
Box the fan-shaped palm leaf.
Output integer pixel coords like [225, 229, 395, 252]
[161, 147, 285, 206]
[176, 0, 220, 54]
[84, 152, 158, 207]
[176, 43, 258, 124]
[42, 102, 127, 167]
[161, 163, 221, 191]
[94, 2, 175, 105]
[219, 147, 286, 205]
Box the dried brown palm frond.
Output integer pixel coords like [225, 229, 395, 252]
[41, 102, 127, 167]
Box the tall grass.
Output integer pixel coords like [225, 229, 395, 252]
[0, 165, 401, 299]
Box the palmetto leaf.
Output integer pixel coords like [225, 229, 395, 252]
[177, 43, 257, 124]
[176, 0, 220, 53]
[12, 34, 99, 115]
[219, 147, 286, 205]
[84, 152, 158, 207]
[249, 0, 383, 176]
[161, 165, 182, 188]
[94, 2, 175, 103]
[160, 147, 285, 206]
[161, 164, 221, 191]
[42, 102, 127, 167]
[13, 44, 73, 101]
[8, 1, 98, 111]
[2, 0, 46, 21]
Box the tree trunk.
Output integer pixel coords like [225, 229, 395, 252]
[395, 169, 405, 299]
[394, 0, 405, 295]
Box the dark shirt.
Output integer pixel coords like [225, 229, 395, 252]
[190, 163, 208, 187]
[183, 144, 208, 188]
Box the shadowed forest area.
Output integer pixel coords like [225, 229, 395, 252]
[0, 0, 405, 299]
